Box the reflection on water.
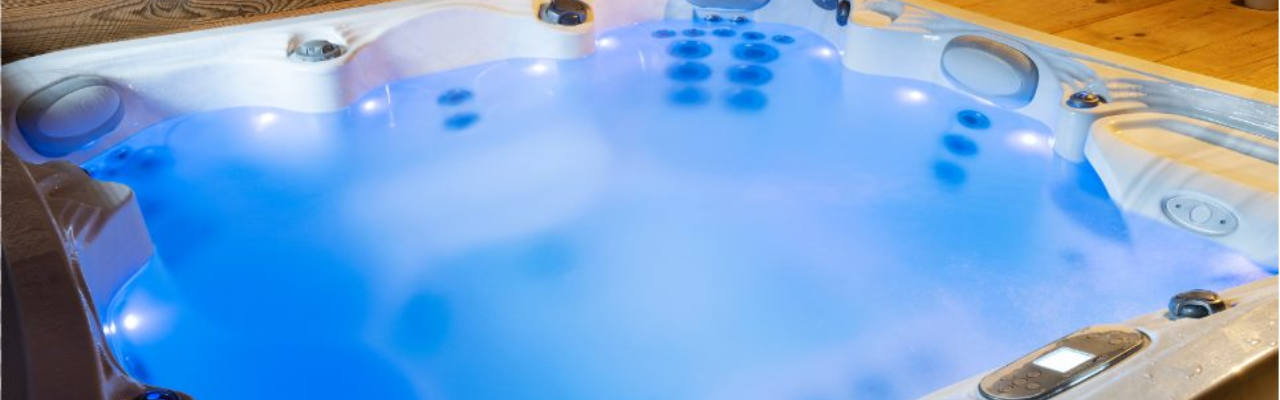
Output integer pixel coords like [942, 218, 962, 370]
[88, 20, 1273, 400]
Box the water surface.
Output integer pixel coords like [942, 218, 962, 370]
[88, 20, 1274, 400]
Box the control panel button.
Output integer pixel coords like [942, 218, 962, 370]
[1162, 194, 1238, 236]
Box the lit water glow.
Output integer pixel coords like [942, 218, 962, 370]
[88, 21, 1274, 400]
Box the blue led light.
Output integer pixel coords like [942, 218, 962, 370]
[726, 64, 773, 86]
[957, 110, 991, 130]
[669, 40, 713, 59]
[732, 43, 779, 63]
[667, 62, 713, 82]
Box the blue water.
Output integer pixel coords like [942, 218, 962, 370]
[86, 21, 1273, 400]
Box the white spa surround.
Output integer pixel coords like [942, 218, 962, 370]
[1, 1, 1276, 399]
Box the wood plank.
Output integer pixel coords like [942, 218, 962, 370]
[932, 0, 1172, 34]
[930, 0, 1277, 90]
[932, 0, 995, 9]
[1159, 22, 1279, 91]
[1056, 0, 1276, 61]
[0, 0, 375, 60]
[179, 0, 396, 32]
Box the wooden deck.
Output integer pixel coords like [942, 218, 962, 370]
[935, 0, 1278, 91]
[1, 0, 1276, 90]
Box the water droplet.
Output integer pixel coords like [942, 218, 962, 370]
[1187, 364, 1203, 378]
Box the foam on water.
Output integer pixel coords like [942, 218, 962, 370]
[87, 21, 1273, 400]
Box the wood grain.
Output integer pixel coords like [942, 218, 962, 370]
[941, 0, 1172, 34]
[1159, 22, 1279, 92]
[1057, 0, 1275, 60]
[935, 0, 1278, 91]
[0, 0, 394, 60]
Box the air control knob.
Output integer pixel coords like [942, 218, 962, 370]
[1169, 289, 1228, 319]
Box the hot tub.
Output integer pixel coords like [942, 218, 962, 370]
[2, 0, 1276, 399]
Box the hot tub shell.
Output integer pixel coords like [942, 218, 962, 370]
[1, 0, 1276, 399]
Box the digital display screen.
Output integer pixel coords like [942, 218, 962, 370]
[1032, 347, 1095, 373]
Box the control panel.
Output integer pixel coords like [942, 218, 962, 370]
[979, 326, 1148, 400]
